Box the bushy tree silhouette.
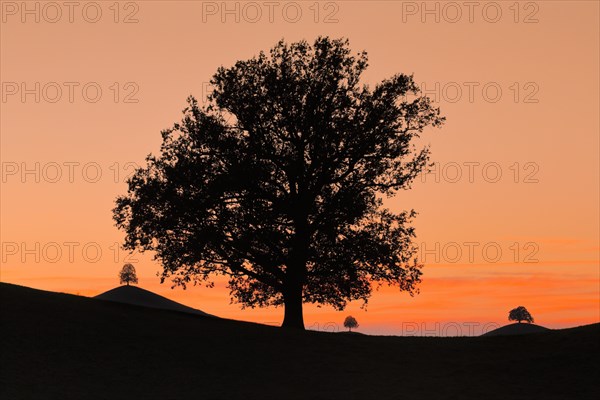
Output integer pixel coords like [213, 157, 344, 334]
[113, 37, 444, 329]
[344, 316, 359, 332]
[508, 306, 534, 324]
[119, 263, 138, 286]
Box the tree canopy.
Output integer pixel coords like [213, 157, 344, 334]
[113, 37, 444, 329]
[119, 263, 138, 286]
[344, 316, 359, 332]
[508, 306, 534, 324]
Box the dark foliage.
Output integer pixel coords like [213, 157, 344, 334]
[119, 263, 138, 286]
[113, 37, 444, 328]
[508, 306, 534, 324]
[344, 315, 359, 331]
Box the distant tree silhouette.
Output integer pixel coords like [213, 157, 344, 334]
[344, 316, 359, 332]
[508, 306, 534, 324]
[113, 37, 444, 329]
[119, 264, 138, 286]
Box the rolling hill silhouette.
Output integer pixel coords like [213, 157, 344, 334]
[1, 282, 598, 399]
[482, 322, 550, 336]
[95, 285, 213, 317]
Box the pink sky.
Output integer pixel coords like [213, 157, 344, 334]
[1, 1, 598, 335]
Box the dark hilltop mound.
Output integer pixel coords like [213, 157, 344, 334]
[482, 322, 550, 337]
[95, 285, 213, 317]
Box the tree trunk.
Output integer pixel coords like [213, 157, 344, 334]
[282, 209, 309, 330]
[281, 252, 306, 329]
[282, 282, 304, 329]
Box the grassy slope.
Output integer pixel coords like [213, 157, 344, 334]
[95, 285, 213, 317]
[482, 322, 550, 336]
[1, 282, 598, 400]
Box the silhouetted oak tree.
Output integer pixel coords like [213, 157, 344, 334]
[344, 316, 359, 332]
[119, 263, 138, 286]
[113, 37, 444, 329]
[508, 306, 534, 324]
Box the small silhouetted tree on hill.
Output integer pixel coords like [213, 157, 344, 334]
[113, 37, 444, 329]
[344, 316, 359, 332]
[119, 263, 138, 286]
[508, 306, 534, 324]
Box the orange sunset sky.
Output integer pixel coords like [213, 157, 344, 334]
[1, 1, 598, 335]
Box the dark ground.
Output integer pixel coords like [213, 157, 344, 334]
[1, 282, 598, 400]
[95, 285, 213, 316]
[482, 322, 550, 336]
